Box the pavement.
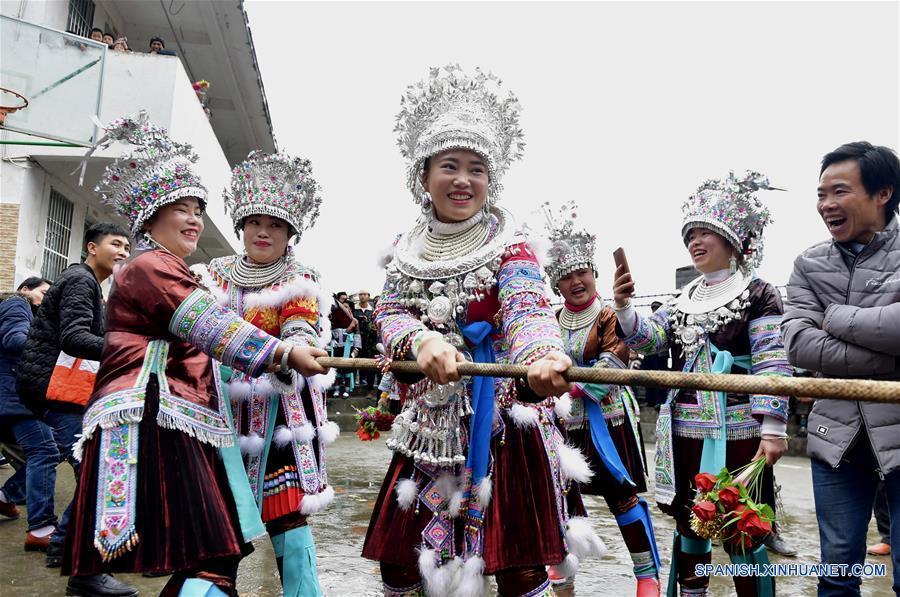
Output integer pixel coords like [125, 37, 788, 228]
[0, 433, 894, 596]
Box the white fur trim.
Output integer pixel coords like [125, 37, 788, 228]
[455, 556, 488, 597]
[558, 442, 593, 483]
[553, 553, 580, 579]
[191, 264, 228, 306]
[311, 368, 336, 392]
[509, 403, 540, 428]
[266, 371, 297, 393]
[417, 549, 459, 597]
[242, 276, 321, 310]
[377, 242, 395, 268]
[238, 432, 266, 456]
[273, 425, 294, 448]
[254, 377, 275, 397]
[565, 516, 608, 559]
[528, 236, 551, 269]
[554, 393, 573, 421]
[395, 478, 419, 511]
[292, 422, 316, 443]
[318, 420, 340, 445]
[227, 379, 252, 402]
[448, 490, 465, 519]
[476, 478, 492, 508]
[299, 484, 335, 515]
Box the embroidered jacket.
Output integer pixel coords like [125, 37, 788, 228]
[81, 249, 279, 448]
[621, 277, 791, 440]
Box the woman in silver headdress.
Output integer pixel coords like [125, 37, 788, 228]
[614, 173, 791, 597]
[361, 66, 604, 597]
[63, 114, 328, 597]
[543, 202, 661, 596]
[193, 151, 336, 597]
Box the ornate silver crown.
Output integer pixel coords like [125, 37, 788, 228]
[542, 200, 597, 290]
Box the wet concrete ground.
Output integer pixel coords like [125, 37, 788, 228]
[1, 434, 894, 596]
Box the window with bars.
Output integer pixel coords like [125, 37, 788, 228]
[42, 188, 75, 282]
[66, 0, 96, 38]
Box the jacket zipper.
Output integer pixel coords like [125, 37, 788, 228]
[844, 247, 887, 480]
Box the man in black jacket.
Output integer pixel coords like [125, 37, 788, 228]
[15, 223, 136, 596]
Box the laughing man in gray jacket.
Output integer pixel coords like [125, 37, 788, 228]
[783, 141, 900, 597]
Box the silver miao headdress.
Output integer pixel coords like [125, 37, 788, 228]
[223, 151, 322, 241]
[395, 64, 525, 206]
[681, 171, 781, 270]
[542, 200, 597, 290]
[93, 111, 207, 236]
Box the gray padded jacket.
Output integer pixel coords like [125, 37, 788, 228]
[782, 217, 900, 474]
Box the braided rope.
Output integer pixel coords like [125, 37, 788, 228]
[316, 357, 900, 404]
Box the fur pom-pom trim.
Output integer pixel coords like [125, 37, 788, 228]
[395, 478, 419, 511]
[448, 490, 465, 519]
[254, 377, 275, 397]
[456, 556, 488, 597]
[417, 549, 459, 597]
[318, 420, 340, 445]
[553, 553, 580, 579]
[273, 425, 294, 448]
[509, 403, 540, 428]
[242, 276, 322, 310]
[476, 478, 492, 508]
[554, 393, 573, 421]
[292, 422, 316, 443]
[227, 379, 252, 402]
[558, 442, 593, 483]
[527, 236, 551, 269]
[377, 242, 396, 269]
[238, 432, 266, 456]
[565, 516, 608, 559]
[299, 484, 335, 515]
[311, 368, 337, 392]
[191, 264, 228, 306]
[266, 371, 297, 394]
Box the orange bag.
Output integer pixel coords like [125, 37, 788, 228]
[45, 352, 98, 407]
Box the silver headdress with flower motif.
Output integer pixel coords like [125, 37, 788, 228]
[395, 64, 525, 206]
[223, 151, 322, 240]
[681, 171, 781, 270]
[542, 200, 597, 290]
[93, 111, 206, 236]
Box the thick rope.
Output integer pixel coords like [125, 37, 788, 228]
[316, 357, 900, 404]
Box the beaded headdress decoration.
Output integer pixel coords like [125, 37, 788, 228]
[223, 150, 322, 241]
[680, 171, 781, 270]
[542, 200, 597, 291]
[94, 111, 206, 236]
[395, 64, 525, 206]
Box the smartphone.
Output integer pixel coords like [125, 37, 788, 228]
[613, 247, 630, 274]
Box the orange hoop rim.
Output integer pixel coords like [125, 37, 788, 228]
[0, 87, 29, 111]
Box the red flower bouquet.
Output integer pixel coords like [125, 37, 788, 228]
[354, 405, 395, 441]
[689, 457, 775, 553]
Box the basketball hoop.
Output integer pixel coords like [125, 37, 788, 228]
[0, 87, 29, 126]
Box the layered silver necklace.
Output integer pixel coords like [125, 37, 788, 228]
[668, 270, 752, 357]
[229, 255, 288, 288]
[559, 296, 602, 330]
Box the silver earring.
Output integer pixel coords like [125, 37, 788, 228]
[481, 202, 490, 218]
[729, 255, 737, 274]
[420, 191, 432, 214]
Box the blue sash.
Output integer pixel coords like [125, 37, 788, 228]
[698, 345, 751, 475]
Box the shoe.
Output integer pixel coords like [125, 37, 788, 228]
[636, 577, 661, 597]
[0, 499, 20, 519]
[342, 392, 349, 398]
[66, 573, 138, 596]
[867, 542, 891, 556]
[46, 541, 63, 567]
[25, 531, 52, 552]
[764, 532, 798, 557]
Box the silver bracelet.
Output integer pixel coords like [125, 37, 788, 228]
[612, 300, 632, 312]
[280, 343, 295, 374]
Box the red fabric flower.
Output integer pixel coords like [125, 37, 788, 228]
[736, 508, 772, 537]
[718, 485, 741, 511]
[695, 472, 718, 493]
[691, 500, 717, 522]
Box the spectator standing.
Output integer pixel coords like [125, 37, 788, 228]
[148, 36, 165, 53]
[102, 32, 114, 49]
[88, 28, 103, 43]
[112, 38, 128, 52]
[0, 277, 50, 521]
[352, 290, 377, 393]
[16, 223, 131, 578]
[782, 141, 900, 596]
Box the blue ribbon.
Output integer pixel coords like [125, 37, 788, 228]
[581, 384, 634, 487]
[699, 345, 751, 475]
[462, 322, 498, 484]
[614, 496, 661, 573]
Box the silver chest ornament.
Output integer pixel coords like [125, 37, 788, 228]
[668, 273, 753, 358]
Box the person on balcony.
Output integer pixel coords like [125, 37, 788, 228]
[62, 112, 328, 597]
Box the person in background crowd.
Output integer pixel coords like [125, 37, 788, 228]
[868, 482, 891, 556]
[15, 223, 131, 576]
[616, 171, 790, 596]
[102, 32, 114, 49]
[783, 141, 900, 596]
[352, 290, 378, 394]
[148, 36, 165, 53]
[112, 37, 128, 52]
[329, 291, 357, 397]
[89, 27, 103, 43]
[0, 277, 51, 522]
[638, 301, 669, 407]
